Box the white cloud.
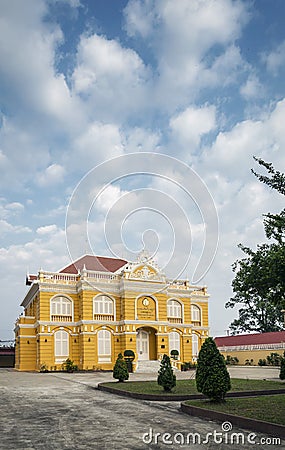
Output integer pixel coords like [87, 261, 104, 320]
[36, 224, 58, 235]
[0, 220, 31, 235]
[240, 74, 264, 100]
[123, 127, 161, 153]
[96, 185, 128, 212]
[170, 105, 216, 149]
[124, 0, 250, 109]
[71, 121, 124, 170]
[262, 40, 285, 75]
[72, 34, 150, 121]
[37, 163, 66, 187]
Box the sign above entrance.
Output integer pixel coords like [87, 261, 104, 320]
[137, 296, 156, 321]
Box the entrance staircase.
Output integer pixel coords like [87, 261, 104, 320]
[135, 360, 161, 373]
[135, 360, 178, 373]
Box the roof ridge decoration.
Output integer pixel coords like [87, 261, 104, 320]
[123, 249, 166, 282]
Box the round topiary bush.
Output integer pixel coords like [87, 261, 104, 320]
[123, 349, 135, 359]
[170, 349, 179, 360]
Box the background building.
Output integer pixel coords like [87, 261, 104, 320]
[14, 252, 209, 371]
[215, 331, 285, 366]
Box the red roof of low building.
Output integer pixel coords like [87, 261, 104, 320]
[59, 254, 127, 274]
[215, 331, 285, 347]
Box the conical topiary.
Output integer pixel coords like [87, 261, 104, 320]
[196, 337, 231, 402]
[157, 354, 176, 392]
[113, 353, 129, 382]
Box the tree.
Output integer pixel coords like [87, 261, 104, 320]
[157, 354, 176, 392]
[196, 337, 231, 402]
[113, 353, 129, 382]
[226, 158, 285, 333]
[225, 243, 284, 333]
[252, 157, 285, 245]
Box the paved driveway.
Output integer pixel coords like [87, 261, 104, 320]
[0, 369, 283, 450]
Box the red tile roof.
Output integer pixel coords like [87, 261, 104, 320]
[59, 254, 127, 274]
[215, 331, 285, 347]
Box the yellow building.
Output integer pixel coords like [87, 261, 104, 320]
[215, 332, 285, 366]
[14, 252, 210, 371]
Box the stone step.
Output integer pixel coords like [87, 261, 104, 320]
[135, 360, 161, 373]
[135, 359, 178, 373]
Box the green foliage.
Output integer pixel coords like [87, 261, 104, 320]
[266, 352, 282, 366]
[258, 358, 267, 366]
[196, 337, 231, 402]
[181, 361, 196, 371]
[225, 355, 239, 365]
[280, 353, 285, 380]
[113, 353, 129, 382]
[245, 359, 253, 365]
[39, 363, 48, 372]
[170, 349, 179, 360]
[123, 349, 135, 359]
[62, 358, 78, 372]
[226, 158, 285, 333]
[157, 354, 176, 392]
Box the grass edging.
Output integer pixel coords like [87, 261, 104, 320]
[97, 383, 285, 402]
[180, 402, 285, 439]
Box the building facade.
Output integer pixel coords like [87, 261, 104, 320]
[215, 331, 285, 366]
[15, 253, 210, 371]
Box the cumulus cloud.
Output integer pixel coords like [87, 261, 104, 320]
[124, 0, 250, 109]
[72, 34, 151, 121]
[170, 105, 216, 150]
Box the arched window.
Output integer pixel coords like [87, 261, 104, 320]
[191, 305, 201, 323]
[54, 330, 69, 362]
[51, 296, 73, 322]
[167, 299, 182, 323]
[93, 295, 114, 321]
[169, 331, 180, 356]
[97, 329, 111, 362]
[192, 333, 199, 359]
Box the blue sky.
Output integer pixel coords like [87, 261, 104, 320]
[0, 0, 285, 340]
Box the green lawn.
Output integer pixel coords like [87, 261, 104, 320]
[185, 395, 285, 426]
[101, 378, 285, 395]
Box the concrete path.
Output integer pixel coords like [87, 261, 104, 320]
[0, 368, 284, 449]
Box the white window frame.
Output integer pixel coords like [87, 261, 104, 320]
[169, 331, 180, 356]
[93, 295, 114, 317]
[167, 299, 182, 318]
[192, 333, 199, 359]
[191, 304, 201, 322]
[54, 330, 69, 363]
[97, 329, 112, 362]
[50, 296, 73, 321]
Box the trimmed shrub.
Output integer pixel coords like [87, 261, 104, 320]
[258, 358, 267, 366]
[196, 337, 231, 402]
[225, 355, 239, 365]
[170, 349, 179, 360]
[113, 353, 129, 382]
[157, 354, 176, 392]
[266, 352, 281, 366]
[123, 349, 135, 373]
[124, 349, 135, 359]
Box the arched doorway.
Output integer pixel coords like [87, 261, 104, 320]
[136, 329, 149, 360]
